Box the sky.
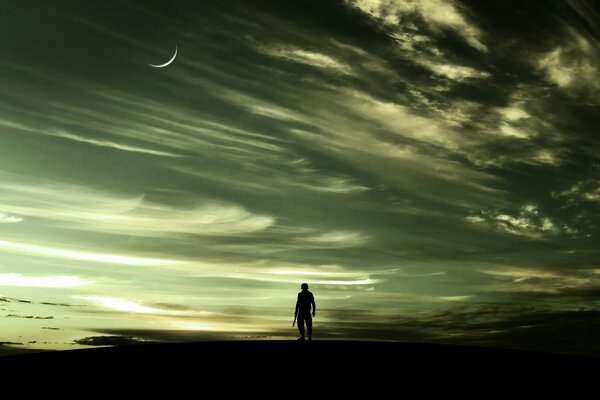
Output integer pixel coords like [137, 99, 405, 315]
[1, 0, 599, 356]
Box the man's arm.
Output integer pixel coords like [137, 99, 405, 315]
[295, 295, 299, 316]
[311, 295, 316, 317]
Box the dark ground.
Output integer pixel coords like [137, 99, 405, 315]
[1, 341, 597, 393]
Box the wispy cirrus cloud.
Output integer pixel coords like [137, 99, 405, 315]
[0, 213, 22, 223]
[0, 273, 86, 288]
[256, 44, 354, 75]
[474, 265, 600, 302]
[344, 0, 490, 86]
[0, 170, 275, 237]
[0, 239, 182, 266]
[465, 204, 556, 239]
[536, 26, 600, 97]
[553, 179, 600, 204]
[346, 0, 487, 52]
[81, 296, 169, 314]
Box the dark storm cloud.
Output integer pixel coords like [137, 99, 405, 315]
[90, 306, 600, 356]
[149, 302, 200, 312]
[0, 296, 76, 307]
[5, 315, 54, 319]
[91, 329, 241, 343]
[39, 302, 72, 307]
[476, 269, 600, 304]
[422, 308, 600, 356]
[73, 335, 149, 346]
[313, 305, 600, 356]
[0, 297, 32, 304]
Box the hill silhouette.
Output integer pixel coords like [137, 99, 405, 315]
[1, 340, 596, 386]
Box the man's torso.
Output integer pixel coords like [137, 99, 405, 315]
[297, 290, 314, 312]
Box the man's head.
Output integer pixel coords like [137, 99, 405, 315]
[301, 283, 309, 290]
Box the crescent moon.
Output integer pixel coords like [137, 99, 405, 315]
[149, 45, 178, 68]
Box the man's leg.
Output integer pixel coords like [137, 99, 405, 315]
[298, 314, 305, 339]
[306, 314, 312, 340]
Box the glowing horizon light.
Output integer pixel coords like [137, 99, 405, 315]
[169, 321, 266, 333]
[170, 322, 216, 331]
[310, 278, 379, 285]
[270, 269, 369, 278]
[271, 270, 339, 276]
[83, 296, 166, 314]
[0, 213, 23, 223]
[0, 273, 86, 288]
[437, 296, 473, 302]
[0, 239, 183, 266]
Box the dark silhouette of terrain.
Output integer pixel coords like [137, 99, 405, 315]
[0, 341, 596, 386]
[0, 343, 44, 357]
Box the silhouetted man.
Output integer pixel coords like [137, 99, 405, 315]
[295, 283, 316, 340]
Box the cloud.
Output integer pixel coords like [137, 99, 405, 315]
[411, 57, 490, 81]
[342, 0, 491, 86]
[176, 259, 391, 286]
[149, 303, 200, 312]
[479, 268, 559, 282]
[0, 273, 86, 288]
[48, 129, 184, 158]
[88, 306, 600, 356]
[346, 0, 487, 52]
[553, 179, 600, 204]
[0, 297, 31, 304]
[82, 296, 168, 314]
[257, 44, 354, 75]
[293, 178, 370, 193]
[465, 204, 557, 239]
[73, 335, 150, 346]
[475, 265, 600, 300]
[252, 229, 371, 250]
[0, 170, 275, 238]
[529, 1, 600, 105]
[0, 116, 184, 158]
[172, 157, 371, 197]
[0, 213, 22, 223]
[0, 239, 183, 266]
[419, 307, 600, 355]
[0, 61, 294, 168]
[282, 88, 505, 209]
[39, 302, 73, 307]
[536, 28, 600, 97]
[5, 314, 54, 319]
[317, 304, 600, 355]
[417, 84, 568, 167]
[88, 329, 241, 343]
[0, 296, 78, 309]
[78, 297, 274, 334]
